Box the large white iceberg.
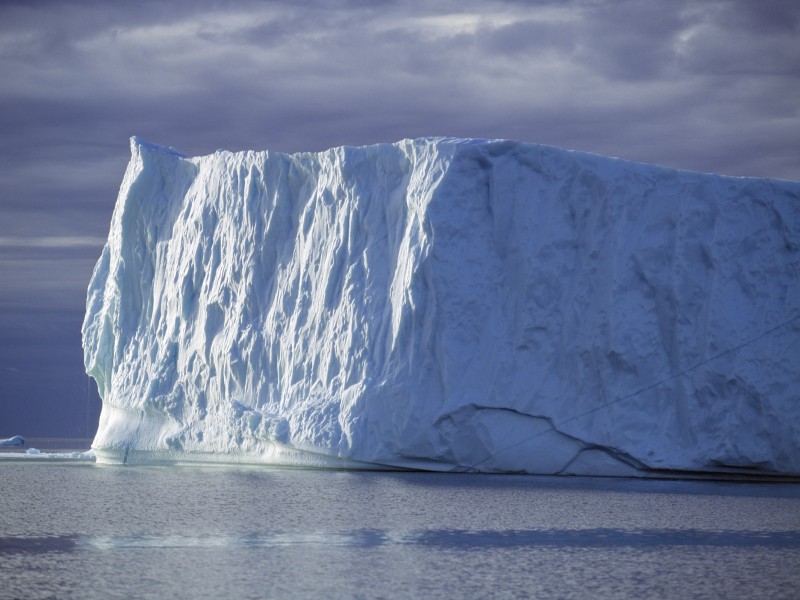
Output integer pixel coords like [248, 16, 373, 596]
[82, 137, 800, 476]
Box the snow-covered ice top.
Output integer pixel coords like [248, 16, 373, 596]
[82, 137, 800, 475]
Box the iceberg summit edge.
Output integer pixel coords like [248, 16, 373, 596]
[82, 136, 800, 476]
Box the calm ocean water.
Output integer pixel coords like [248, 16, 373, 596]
[1, 446, 799, 599]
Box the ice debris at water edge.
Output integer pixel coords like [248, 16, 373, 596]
[82, 136, 800, 476]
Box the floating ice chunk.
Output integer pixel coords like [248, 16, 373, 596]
[19, 448, 95, 460]
[0, 435, 24, 447]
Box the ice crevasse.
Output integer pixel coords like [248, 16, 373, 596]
[82, 136, 800, 476]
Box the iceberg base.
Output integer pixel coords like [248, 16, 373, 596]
[91, 444, 394, 469]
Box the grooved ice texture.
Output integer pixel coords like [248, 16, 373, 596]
[82, 137, 800, 475]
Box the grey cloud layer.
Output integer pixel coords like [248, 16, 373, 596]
[2, 0, 798, 173]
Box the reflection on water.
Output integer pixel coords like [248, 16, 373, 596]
[4, 528, 800, 555]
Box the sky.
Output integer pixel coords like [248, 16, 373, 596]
[1, 0, 799, 439]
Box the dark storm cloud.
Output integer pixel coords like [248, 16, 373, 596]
[573, 1, 688, 81]
[716, 0, 800, 34]
[4, 1, 798, 166]
[1, 0, 799, 437]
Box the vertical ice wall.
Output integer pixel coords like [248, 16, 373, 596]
[83, 137, 800, 474]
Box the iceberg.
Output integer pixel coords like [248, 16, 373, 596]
[82, 137, 800, 476]
[0, 436, 25, 447]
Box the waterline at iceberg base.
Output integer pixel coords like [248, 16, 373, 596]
[82, 137, 800, 476]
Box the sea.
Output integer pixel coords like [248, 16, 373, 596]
[1, 439, 799, 599]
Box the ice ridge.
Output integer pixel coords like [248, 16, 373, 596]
[82, 136, 800, 475]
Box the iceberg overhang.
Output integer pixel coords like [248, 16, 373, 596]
[82, 137, 800, 476]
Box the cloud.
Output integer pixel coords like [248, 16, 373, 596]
[2, 0, 798, 171]
[0, 236, 106, 248]
[0, 257, 97, 310]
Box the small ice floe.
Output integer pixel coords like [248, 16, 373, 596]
[0, 435, 25, 447]
[24, 447, 96, 460]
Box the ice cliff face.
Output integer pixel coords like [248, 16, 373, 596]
[82, 137, 800, 475]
